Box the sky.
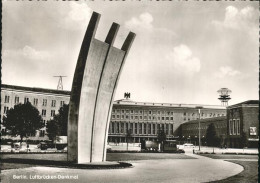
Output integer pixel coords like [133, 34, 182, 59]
[2, 1, 259, 105]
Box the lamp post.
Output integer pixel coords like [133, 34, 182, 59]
[196, 106, 203, 151]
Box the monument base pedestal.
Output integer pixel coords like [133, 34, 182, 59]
[67, 161, 132, 169]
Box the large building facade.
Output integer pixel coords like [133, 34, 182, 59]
[227, 100, 259, 148]
[1, 84, 226, 142]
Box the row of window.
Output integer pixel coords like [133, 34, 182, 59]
[109, 122, 174, 135]
[111, 114, 174, 121]
[42, 109, 56, 117]
[112, 108, 225, 118]
[3, 106, 56, 118]
[184, 123, 226, 131]
[112, 109, 174, 115]
[229, 119, 240, 135]
[4, 95, 65, 107]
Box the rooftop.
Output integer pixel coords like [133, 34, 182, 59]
[182, 116, 227, 125]
[227, 100, 259, 108]
[1, 84, 71, 96]
[114, 99, 226, 109]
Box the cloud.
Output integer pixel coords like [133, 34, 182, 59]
[214, 66, 241, 78]
[166, 44, 201, 74]
[212, 6, 258, 30]
[3, 46, 50, 60]
[125, 12, 154, 31]
[61, 2, 92, 31]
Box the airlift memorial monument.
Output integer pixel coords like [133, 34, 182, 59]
[67, 12, 135, 163]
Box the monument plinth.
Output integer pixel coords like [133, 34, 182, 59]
[67, 12, 135, 163]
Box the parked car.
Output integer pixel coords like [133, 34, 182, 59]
[183, 143, 195, 148]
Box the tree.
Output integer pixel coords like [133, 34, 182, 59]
[205, 123, 220, 152]
[3, 102, 44, 144]
[240, 131, 248, 148]
[46, 104, 69, 142]
[157, 127, 166, 151]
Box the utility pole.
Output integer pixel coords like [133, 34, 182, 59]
[196, 106, 203, 151]
[53, 76, 67, 90]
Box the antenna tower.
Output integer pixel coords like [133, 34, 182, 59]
[217, 88, 232, 106]
[53, 76, 67, 90]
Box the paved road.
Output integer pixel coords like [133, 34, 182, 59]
[1, 152, 243, 183]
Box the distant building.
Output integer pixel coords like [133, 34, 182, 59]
[227, 100, 259, 148]
[1, 84, 70, 140]
[109, 99, 226, 143]
[180, 116, 227, 143]
[1, 84, 227, 142]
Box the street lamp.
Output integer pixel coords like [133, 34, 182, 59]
[196, 106, 203, 151]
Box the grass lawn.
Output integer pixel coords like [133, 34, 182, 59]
[209, 160, 258, 183]
[197, 154, 258, 183]
[198, 154, 258, 160]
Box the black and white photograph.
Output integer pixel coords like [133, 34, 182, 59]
[1, 0, 259, 182]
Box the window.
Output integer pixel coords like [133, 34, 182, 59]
[51, 110, 55, 117]
[171, 112, 173, 115]
[167, 111, 170, 115]
[135, 123, 138, 134]
[4, 106, 9, 114]
[112, 109, 115, 113]
[121, 122, 124, 133]
[149, 116, 151, 120]
[169, 124, 173, 135]
[5, 96, 10, 103]
[149, 111, 152, 114]
[237, 120, 240, 135]
[131, 116, 134, 119]
[184, 112, 186, 116]
[126, 110, 129, 113]
[140, 116, 143, 120]
[135, 116, 138, 120]
[24, 97, 29, 103]
[166, 117, 169, 120]
[144, 116, 147, 120]
[112, 122, 115, 133]
[43, 120, 46, 125]
[166, 124, 169, 135]
[40, 130, 45, 137]
[229, 120, 232, 135]
[60, 101, 65, 107]
[148, 123, 151, 134]
[112, 115, 115, 119]
[51, 100, 56, 107]
[144, 124, 147, 134]
[139, 123, 142, 134]
[43, 99, 47, 106]
[158, 111, 160, 115]
[117, 115, 120, 119]
[233, 119, 236, 135]
[116, 123, 120, 133]
[162, 117, 165, 120]
[131, 110, 134, 114]
[122, 115, 124, 119]
[140, 110, 143, 114]
[122, 110, 125, 113]
[126, 115, 129, 119]
[42, 109, 46, 117]
[152, 124, 156, 134]
[170, 117, 173, 120]
[15, 96, 19, 104]
[33, 98, 38, 106]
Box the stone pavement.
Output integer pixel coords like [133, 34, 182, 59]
[1, 152, 243, 183]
